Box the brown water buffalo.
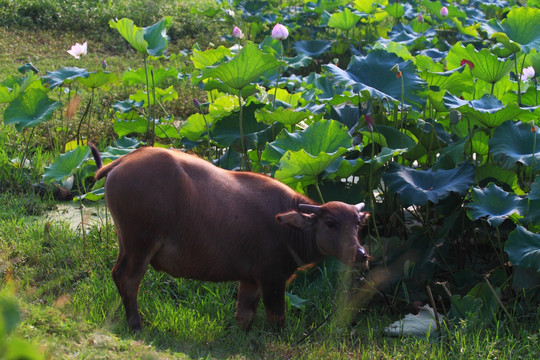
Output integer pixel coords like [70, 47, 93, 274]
[89, 144, 370, 331]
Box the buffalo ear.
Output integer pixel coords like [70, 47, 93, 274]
[359, 212, 370, 226]
[276, 211, 314, 231]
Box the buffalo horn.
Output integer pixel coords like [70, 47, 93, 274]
[298, 204, 323, 214]
[355, 202, 365, 212]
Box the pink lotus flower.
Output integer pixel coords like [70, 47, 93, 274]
[67, 41, 87, 59]
[232, 26, 244, 39]
[271, 23, 289, 40]
[440, 6, 449, 17]
[520, 66, 535, 82]
[418, 14, 424, 23]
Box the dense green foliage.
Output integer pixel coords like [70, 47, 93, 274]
[0, 0, 216, 45]
[1, 0, 539, 358]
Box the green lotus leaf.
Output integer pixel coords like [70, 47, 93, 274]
[383, 162, 475, 206]
[179, 113, 212, 142]
[420, 0, 466, 20]
[267, 88, 303, 107]
[372, 41, 413, 62]
[113, 99, 144, 114]
[443, 94, 538, 129]
[110, 18, 147, 54]
[129, 86, 178, 106]
[191, 46, 232, 70]
[469, 131, 489, 158]
[113, 116, 147, 137]
[17, 63, 39, 74]
[406, 119, 451, 155]
[43, 145, 91, 183]
[467, 183, 527, 227]
[4, 88, 61, 132]
[489, 120, 540, 170]
[328, 8, 363, 31]
[304, 73, 347, 102]
[417, 55, 474, 95]
[2, 72, 40, 99]
[212, 102, 279, 150]
[78, 186, 105, 202]
[324, 49, 427, 110]
[202, 43, 281, 91]
[483, 7, 540, 54]
[293, 40, 333, 58]
[367, 147, 408, 169]
[449, 294, 483, 321]
[42, 67, 91, 89]
[190, 6, 220, 18]
[328, 104, 360, 130]
[475, 164, 525, 196]
[432, 137, 467, 171]
[354, 0, 387, 15]
[477, 76, 518, 104]
[284, 54, 312, 69]
[324, 150, 365, 180]
[385, 3, 404, 18]
[360, 125, 416, 150]
[208, 94, 238, 116]
[505, 226, 540, 272]
[525, 199, 540, 227]
[143, 17, 173, 57]
[275, 148, 349, 191]
[446, 43, 513, 85]
[122, 66, 178, 87]
[255, 107, 314, 127]
[77, 71, 117, 89]
[520, 81, 540, 107]
[530, 176, 540, 200]
[452, 18, 480, 38]
[0, 82, 20, 103]
[113, 115, 181, 139]
[262, 120, 353, 165]
[110, 17, 172, 57]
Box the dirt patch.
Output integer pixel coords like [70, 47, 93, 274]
[45, 202, 110, 232]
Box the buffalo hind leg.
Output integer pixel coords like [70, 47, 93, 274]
[261, 281, 286, 329]
[112, 247, 152, 331]
[235, 280, 260, 331]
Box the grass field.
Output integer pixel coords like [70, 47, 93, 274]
[1, 1, 539, 359]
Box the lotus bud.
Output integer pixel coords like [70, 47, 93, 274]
[365, 114, 374, 132]
[418, 14, 424, 23]
[460, 59, 474, 70]
[232, 26, 244, 39]
[271, 23, 289, 40]
[440, 6, 449, 17]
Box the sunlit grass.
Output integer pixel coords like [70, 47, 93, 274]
[1, 198, 538, 358]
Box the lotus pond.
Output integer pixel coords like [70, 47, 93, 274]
[1, 0, 539, 359]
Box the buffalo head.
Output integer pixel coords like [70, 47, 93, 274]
[277, 202, 370, 268]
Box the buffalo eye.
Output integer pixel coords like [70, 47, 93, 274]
[325, 219, 338, 229]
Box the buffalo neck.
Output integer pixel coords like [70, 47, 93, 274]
[283, 196, 325, 269]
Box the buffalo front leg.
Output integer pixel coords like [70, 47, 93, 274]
[235, 280, 260, 331]
[112, 248, 150, 331]
[261, 281, 286, 329]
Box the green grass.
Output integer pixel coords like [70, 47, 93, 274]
[0, 194, 538, 359]
[1, 1, 539, 358]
